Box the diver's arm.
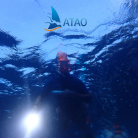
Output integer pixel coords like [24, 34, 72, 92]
[32, 94, 43, 112]
[32, 93, 50, 112]
[32, 81, 52, 112]
[34, 95, 42, 107]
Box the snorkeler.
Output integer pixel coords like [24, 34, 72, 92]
[32, 51, 95, 138]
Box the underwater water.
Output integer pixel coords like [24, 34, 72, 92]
[0, 0, 138, 138]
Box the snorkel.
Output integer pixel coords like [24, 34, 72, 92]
[57, 51, 71, 73]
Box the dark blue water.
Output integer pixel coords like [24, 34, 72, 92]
[0, 1, 138, 138]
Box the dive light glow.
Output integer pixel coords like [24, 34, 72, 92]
[24, 113, 40, 130]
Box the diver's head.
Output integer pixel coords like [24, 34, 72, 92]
[57, 51, 71, 73]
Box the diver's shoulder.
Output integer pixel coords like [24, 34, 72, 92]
[44, 73, 59, 84]
[69, 74, 82, 82]
[69, 74, 76, 78]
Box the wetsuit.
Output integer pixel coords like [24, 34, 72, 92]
[38, 72, 94, 138]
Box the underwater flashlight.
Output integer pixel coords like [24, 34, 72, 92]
[24, 113, 40, 130]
